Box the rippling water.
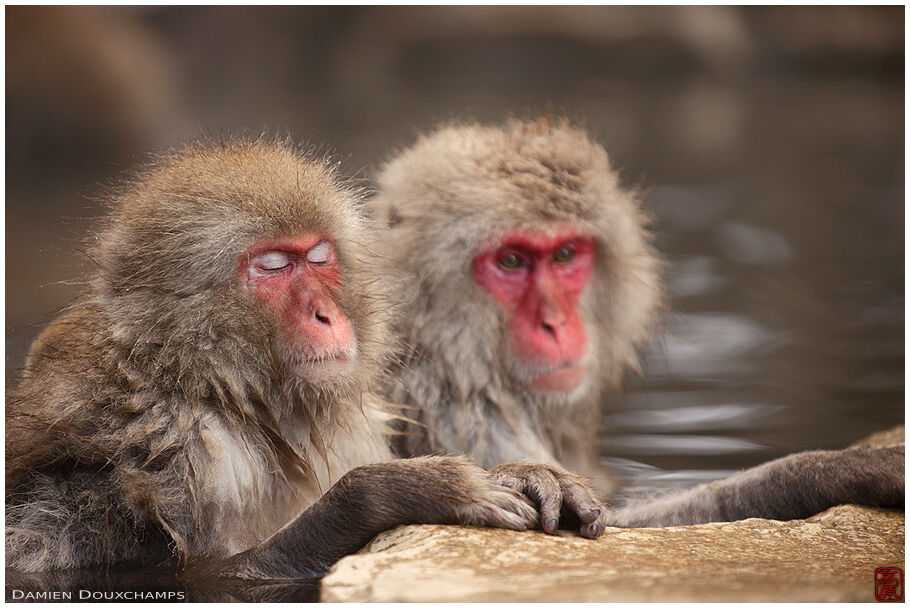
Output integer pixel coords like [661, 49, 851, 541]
[602, 179, 904, 498]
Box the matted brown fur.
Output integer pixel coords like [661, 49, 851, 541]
[373, 118, 663, 486]
[6, 138, 394, 572]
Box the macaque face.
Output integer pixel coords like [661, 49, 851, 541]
[472, 228, 594, 393]
[240, 233, 357, 385]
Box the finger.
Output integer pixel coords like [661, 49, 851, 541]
[494, 475, 524, 492]
[579, 506, 609, 539]
[524, 470, 562, 534]
[459, 486, 538, 530]
[481, 504, 533, 531]
[560, 482, 604, 526]
[493, 486, 539, 529]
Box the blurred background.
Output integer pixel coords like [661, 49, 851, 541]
[6, 6, 904, 496]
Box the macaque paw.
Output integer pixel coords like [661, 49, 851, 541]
[489, 462, 609, 538]
[449, 462, 539, 531]
[455, 482, 539, 532]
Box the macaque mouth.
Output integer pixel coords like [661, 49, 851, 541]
[528, 364, 587, 392]
[286, 346, 358, 384]
[294, 355, 356, 385]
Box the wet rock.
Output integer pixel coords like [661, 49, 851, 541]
[851, 425, 904, 449]
[322, 506, 903, 602]
[322, 426, 904, 602]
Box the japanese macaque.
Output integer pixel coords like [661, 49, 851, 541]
[6, 138, 608, 590]
[372, 118, 904, 527]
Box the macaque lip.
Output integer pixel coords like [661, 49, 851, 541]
[529, 365, 587, 392]
[296, 356, 355, 385]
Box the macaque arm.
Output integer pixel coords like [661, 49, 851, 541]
[215, 456, 538, 580]
[605, 446, 904, 528]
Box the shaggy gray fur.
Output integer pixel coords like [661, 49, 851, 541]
[373, 118, 661, 488]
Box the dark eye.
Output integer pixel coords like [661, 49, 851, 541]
[498, 253, 524, 270]
[553, 247, 576, 263]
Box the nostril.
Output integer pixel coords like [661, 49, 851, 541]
[541, 321, 556, 337]
[315, 311, 331, 326]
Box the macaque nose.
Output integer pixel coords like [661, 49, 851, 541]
[309, 301, 342, 332]
[541, 319, 557, 338]
[539, 303, 568, 340]
[303, 298, 354, 351]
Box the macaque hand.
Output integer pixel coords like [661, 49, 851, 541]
[489, 461, 609, 538]
[448, 461, 541, 532]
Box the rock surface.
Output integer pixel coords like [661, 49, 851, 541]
[322, 506, 903, 602]
[851, 425, 904, 448]
[322, 427, 905, 602]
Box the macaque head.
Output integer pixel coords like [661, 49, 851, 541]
[94, 139, 385, 398]
[375, 118, 662, 405]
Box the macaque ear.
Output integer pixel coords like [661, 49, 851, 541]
[387, 206, 404, 228]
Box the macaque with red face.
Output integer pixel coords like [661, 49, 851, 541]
[373, 118, 903, 528]
[7, 138, 611, 597]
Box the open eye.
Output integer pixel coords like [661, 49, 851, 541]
[553, 247, 576, 264]
[252, 251, 291, 272]
[306, 241, 332, 265]
[498, 253, 525, 270]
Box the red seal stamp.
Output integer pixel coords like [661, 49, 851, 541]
[875, 567, 903, 601]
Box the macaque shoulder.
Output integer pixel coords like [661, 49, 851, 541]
[24, 306, 103, 376]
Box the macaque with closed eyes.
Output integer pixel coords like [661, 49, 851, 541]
[372, 118, 904, 530]
[6, 138, 610, 600]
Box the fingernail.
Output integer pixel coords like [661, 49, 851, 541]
[546, 517, 558, 532]
[588, 524, 600, 537]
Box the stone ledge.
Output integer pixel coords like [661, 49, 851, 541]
[322, 426, 905, 602]
[322, 505, 904, 602]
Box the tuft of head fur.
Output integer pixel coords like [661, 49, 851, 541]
[7, 137, 393, 571]
[373, 118, 663, 479]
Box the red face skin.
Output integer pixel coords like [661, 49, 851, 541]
[472, 230, 595, 393]
[239, 234, 356, 385]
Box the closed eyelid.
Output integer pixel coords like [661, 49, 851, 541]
[252, 251, 291, 269]
[307, 241, 333, 264]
